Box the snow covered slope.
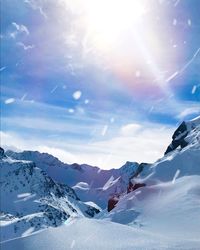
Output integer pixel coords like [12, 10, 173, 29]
[1, 218, 200, 250]
[1, 116, 200, 249]
[6, 150, 147, 208]
[149, 115, 200, 182]
[100, 176, 200, 239]
[98, 116, 200, 246]
[0, 151, 99, 241]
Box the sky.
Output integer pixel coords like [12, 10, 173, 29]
[1, 0, 200, 169]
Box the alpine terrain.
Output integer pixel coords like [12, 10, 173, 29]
[1, 116, 200, 250]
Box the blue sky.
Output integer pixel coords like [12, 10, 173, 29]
[1, 0, 200, 169]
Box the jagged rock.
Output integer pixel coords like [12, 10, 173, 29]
[107, 194, 120, 212]
[5, 150, 150, 208]
[165, 121, 188, 154]
[0, 147, 5, 159]
[0, 155, 100, 241]
[127, 182, 146, 194]
[165, 117, 200, 155]
[107, 181, 146, 212]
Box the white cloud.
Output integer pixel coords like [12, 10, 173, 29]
[0, 122, 174, 169]
[177, 107, 200, 119]
[0, 131, 76, 164]
[24, 0, 47, 19]
[2, 116, 88, 133]
[12, 22, 30, 36]
[17, 42, 35, 50]
[86, 126, 173, 168]
[120, 123, 141, 136]
[37, 146, 77, 164]
[148, 98, 200, 120]
[1, 131, 28, 150]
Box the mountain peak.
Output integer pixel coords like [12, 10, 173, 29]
[165, 116, 200, 155]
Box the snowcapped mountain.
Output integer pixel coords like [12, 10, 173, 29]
[5, 150, 146, 208]
[0, 148, 99, 242]
[1, 116, 200, 249]
[165, 116, 200, 155]
[98, 116, 200, 245]
[149, 115, 200, 182]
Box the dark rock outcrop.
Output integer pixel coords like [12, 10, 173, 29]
[0, 147, 6, 159]
[107, 194, 120, 212]
[127, 182, 146, 194]
[165, 121, 188, 155]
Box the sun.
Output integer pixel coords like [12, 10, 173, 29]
[82, 0, 147, 48]
[86, 0, 146, 45]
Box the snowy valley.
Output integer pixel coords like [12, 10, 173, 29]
[1, 116, 200, 250]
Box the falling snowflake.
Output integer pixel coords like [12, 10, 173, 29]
[68, 109, 75, 113]
[101, 125, 108, 136]
[21, 93, 27, 101]
[5, 98, 15, 104]
[188, 19, 192, 26]
[191, 85, 197, 94]
[73, 91, 82, 100]
[172, 169, 180, 184]
[50, 85, 58, 93]
[70, 240, 75, 249]
[0, 66, 6, 72]
[110, 117, 115, 123]
[84, 99, 89, 104]
[149, 106, 154, 113]
[173, 19, 177, 25]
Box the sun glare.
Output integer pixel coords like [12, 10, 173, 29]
[64, 0, 167, 94]
[83, 0, 147, 47]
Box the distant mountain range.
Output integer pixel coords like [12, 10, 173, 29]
[1, 116, 200, 249]
[5, 149, 150, 209]
[0, 148, 99, 241]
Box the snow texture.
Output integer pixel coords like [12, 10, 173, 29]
[1, 116, 200, 249]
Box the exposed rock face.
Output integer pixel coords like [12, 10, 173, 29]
[127, 182, 146, 194]
[107, 163, 149, 212]
[165, 116, 200, 155]
[107, 181, 146, 212]
[165, 121, 188, 154]
[107, 117, 200, 212]
[107, 195, 120, 212]
[0, 147, 5, 159]
[0, 154, 100, 241]
[5, 150, 150, 208]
